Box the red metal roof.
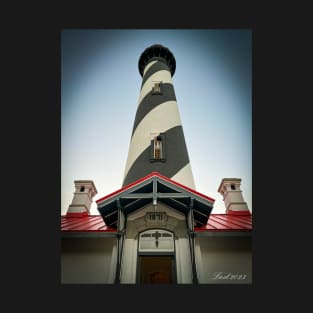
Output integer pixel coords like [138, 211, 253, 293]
[61, 215, 116, 232]
[195, 214, 252, 232]
[61, 214, 252, 232]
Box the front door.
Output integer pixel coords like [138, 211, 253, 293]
[139, 255, 175, 284]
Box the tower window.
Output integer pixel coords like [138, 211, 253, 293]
[152, 82, 162, 94]
[80, 186, 85, 192]
[231, 184, 236, 190]
[154, 136, 162, 159]
[150, 133, 166, 162]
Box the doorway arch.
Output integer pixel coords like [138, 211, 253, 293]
[137, 229, 176, 284]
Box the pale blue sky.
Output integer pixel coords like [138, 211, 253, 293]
[61, 29, 252, 215]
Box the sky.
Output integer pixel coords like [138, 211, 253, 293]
[61, 29, 252, 216]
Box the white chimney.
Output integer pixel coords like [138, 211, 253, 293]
[66, 180, 98, 217]
[217, 178, 250, 215]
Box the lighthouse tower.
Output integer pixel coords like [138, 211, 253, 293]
[123, 44, 195, 188]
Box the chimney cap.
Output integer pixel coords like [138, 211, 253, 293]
[74, 180, 98, 194]
[217, 178, 242, 193]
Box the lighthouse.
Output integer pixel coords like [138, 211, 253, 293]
[122, 44, 195, 189]
[61, 40, 252, 285]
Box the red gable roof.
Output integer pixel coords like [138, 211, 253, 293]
[96, 171, 216, 228]
[96, 171, 215, 205]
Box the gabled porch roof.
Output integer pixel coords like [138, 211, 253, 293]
[96, 172, 215, 228]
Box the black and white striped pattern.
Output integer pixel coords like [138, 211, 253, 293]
[123, 56, 195, 189]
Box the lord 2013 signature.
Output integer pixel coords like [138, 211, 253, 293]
[211, 272, 247, 280]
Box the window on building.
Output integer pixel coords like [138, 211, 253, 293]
[150, 133, 166, 162]
[80, 186, 85, 192]
[231, 184, 236, 190]
[139, 229, 174, 252]
[152, 82, 162, 94]
[154, 136, 162, 159]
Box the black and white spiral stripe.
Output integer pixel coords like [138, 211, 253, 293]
[123, 59, 195, 189]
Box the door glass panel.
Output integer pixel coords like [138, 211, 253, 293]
[140, 256, 173, 284]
